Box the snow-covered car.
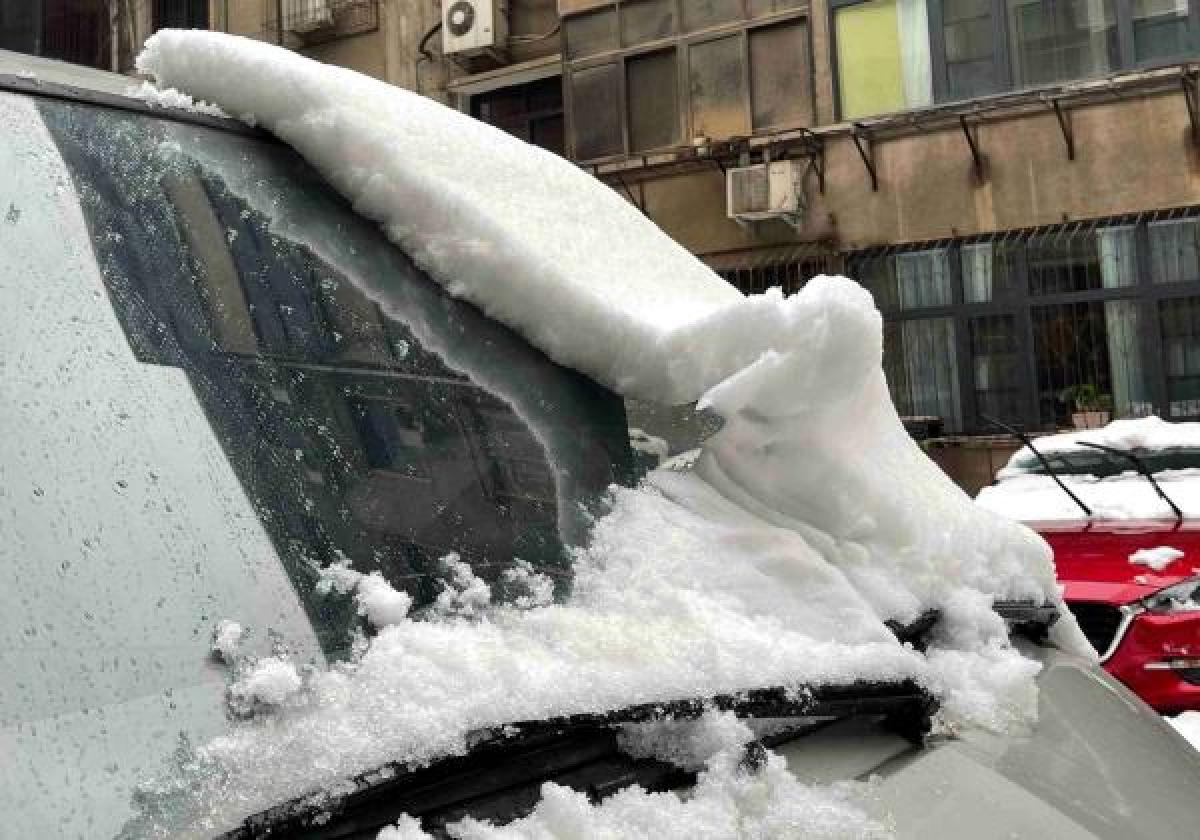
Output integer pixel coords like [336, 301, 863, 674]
[4, 39, 1200, 840]
[978, 417, 1200, 713]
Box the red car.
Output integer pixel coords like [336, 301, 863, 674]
[977, 417, 1200, 713]
[1038, 523, 1200, 714]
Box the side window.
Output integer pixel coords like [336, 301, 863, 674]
[38, 98, 635, 622]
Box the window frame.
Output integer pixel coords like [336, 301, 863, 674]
[563, 0, 813, 163]
[832, 0, 1200, 120]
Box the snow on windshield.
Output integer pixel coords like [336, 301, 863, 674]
[1001, 417, 1200, 468]
[130, 30, 1090, 836]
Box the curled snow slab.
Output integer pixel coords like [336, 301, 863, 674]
[1130, 546, 1185, 572]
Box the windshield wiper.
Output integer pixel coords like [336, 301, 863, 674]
[982, 414, 1092, 518]
[1075, 440, 1184, 522]
[220, 679, 937, 840]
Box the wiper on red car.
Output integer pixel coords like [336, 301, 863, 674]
[983, 414, 1092, 518]
[1075, 440, 1184, 523]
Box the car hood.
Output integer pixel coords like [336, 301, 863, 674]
[1030, 521, 1200, 603]
[780, 646, 1200, 839]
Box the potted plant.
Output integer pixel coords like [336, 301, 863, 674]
[1063, 384, 1112, 429]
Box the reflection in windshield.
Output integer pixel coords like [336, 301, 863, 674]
[1, 92, 632, 838]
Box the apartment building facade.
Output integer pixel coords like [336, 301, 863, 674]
[5, 0, 1200, 440]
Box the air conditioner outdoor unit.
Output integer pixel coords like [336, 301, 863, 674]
[287, 0, 335, 34]
[442, 0, 508, 56]
[726, 160, 807, 228]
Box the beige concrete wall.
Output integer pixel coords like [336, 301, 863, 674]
[635, 88, 1200, 257]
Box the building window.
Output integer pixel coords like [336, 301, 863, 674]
[1149, 217, 1200, 283]
[961, 242, 1021, 302]
[472, 77, 566, 157]
[1007, 0, 1118, 87]
[1026, 226, 1135, 295]
[688, 34, 749, 138]
[154, 0, 209, 30]
[970, 314, 1024, 423]
[886, 317, 963, 430]
[564, 2, 812, 162]
[834, 0, 933, 119]
[1134, 0, 1192, 62]
[941, 0, 1002, 98]
[627, 50, 680, 151]
[1161, 295, 1200, 417]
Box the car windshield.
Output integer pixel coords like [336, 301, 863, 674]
[1006, 447, 1200, 478]
[0, 91, 639, 839]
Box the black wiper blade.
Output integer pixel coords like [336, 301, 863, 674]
[1075, 440, 1184, 522]
[982, 414, 1092, 518]
[219, 679, 937, 840]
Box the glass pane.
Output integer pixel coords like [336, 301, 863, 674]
[887, 317, 963, 431]
[565, 7, 619, 59]
[1134, 0, 1190, 61]
[943, 0, 1001, 99]
[750, 19, 813, 128]
[569, 63, 624, 159]
[9, 95, 635, 838]
[970, 314, 1024, 423]
[0, 1, 38, 53]
[1007, 0, 1118, 87]
[1160, 296, 1200, 416]
[689, 35, 750, 139]
[1031, 301, 1113, 427]
[1149, 217, 1200, 284]
[961, 242, 1021, 302]
[853, 253, 900, 309]
[627, 49, 680, 151]
[621, 0, 676, 45]
[896, 248, 952, 308]
[1027, 231, 1106, 294]
[1105, 300, 1153, 418]
[531, 113, 566, 155]
[681, 0, 745, 32]
[1097, 225, 1137, 288]
[836, 0, 932, 119]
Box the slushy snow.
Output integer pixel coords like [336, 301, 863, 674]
[127, 30, 1091, 837]
[1130, 546, 1186, 572]
[977, 469, 1200, 521]
[998, 417, 1200, 472]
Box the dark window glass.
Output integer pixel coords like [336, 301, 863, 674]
[1026, 232, 1103, 294]
[154, 0, 209, 29]
[1134, 0, 1191, 61]
[569, 63, 624, 159]
[1007, 0, 1118, 87]
[621, 0, 676, 44]
[627, 48, 680, 151]
[689, 34, 750, 139]
[970, 314, 1024, 423]
[349, 397, 430, 477]
[1160, 296, 1200, 417]
[885, 317, 963, 431]
[565, 6, 619, 58]
[854, 255, 900, 310]
[896, 249, 953, 308]
[1031, 301, 1113, 426]
[749, 19, 813, 129]
[1149, 217, 1200, 284]
[961, 241, 1022, 302]
[682, 0, 745, 32]
[472, 77, 565, 156]
[42, 0, 109, 68]
[943, 0, 1001, 99]
[0, 1, 38, 53]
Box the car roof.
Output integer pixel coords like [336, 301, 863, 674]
[0, 48, 261, 137]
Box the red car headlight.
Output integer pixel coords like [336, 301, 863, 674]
[1141, 577, 1200, 614]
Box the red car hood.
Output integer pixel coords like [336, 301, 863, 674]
[1032, 521, 1200, 605]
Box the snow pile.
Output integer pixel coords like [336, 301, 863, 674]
[1168, 712, 1200, 752]
[211, 620, 245, 663]
[126, 31, 1090, 836]
[1130, 546, 1185, 572]
[977, 469, 1200, 521]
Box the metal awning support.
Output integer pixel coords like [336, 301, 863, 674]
[959, 115, 986, 182]
[1051, 99, 1076, 160]
[1182, 71, 1200, 145]
[851, 123, 878, 191]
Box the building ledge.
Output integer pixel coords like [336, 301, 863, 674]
[447, 53, 561, 98]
